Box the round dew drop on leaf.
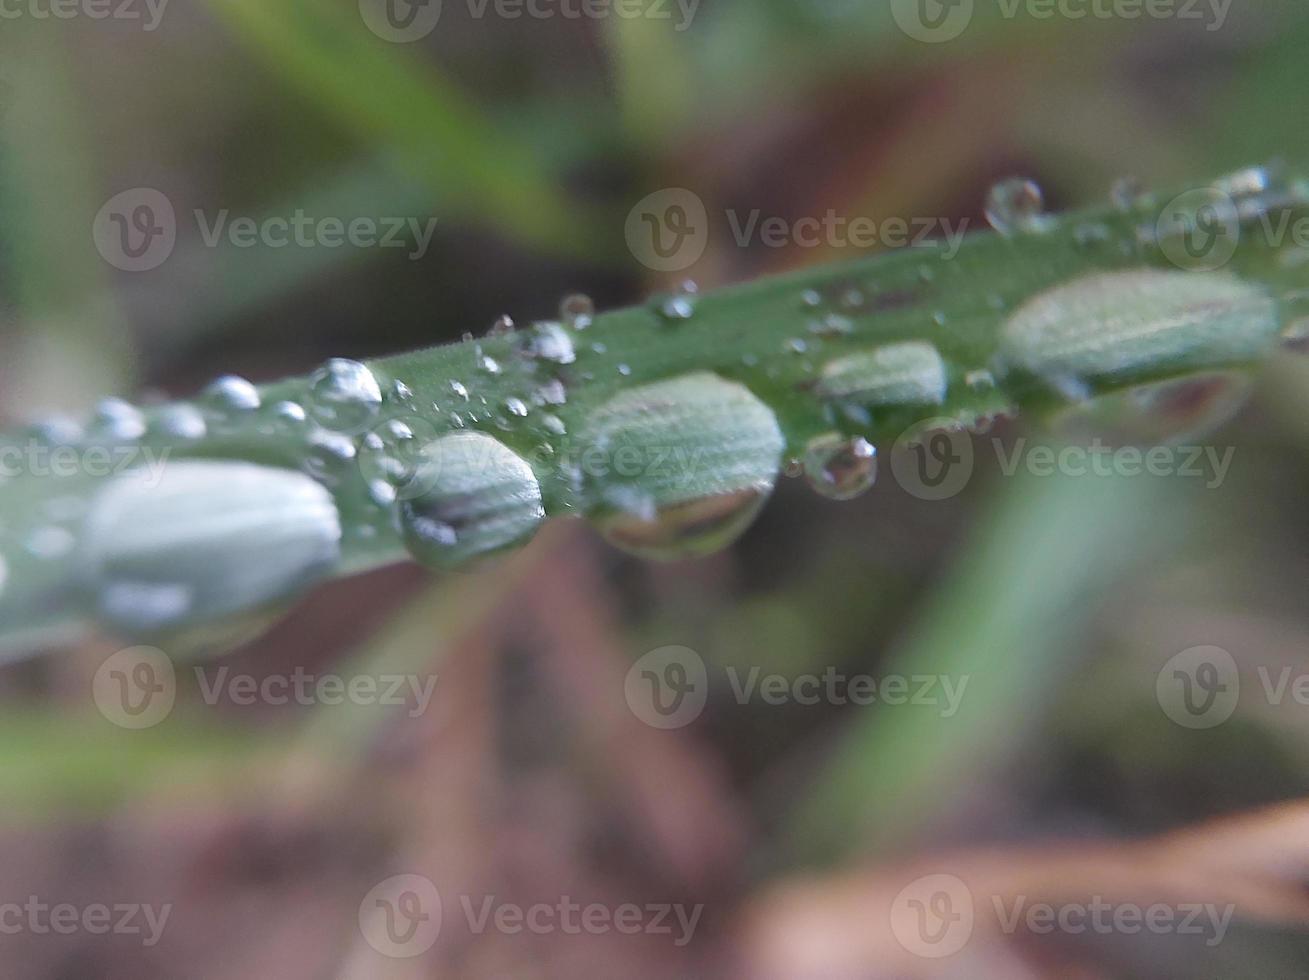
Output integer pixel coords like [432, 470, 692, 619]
[76, 461, 343, 636]
[397, 432, 545, 571]
[307, 358, 383, 430]
[802, 434, 878, 501]
[985, 178, 1048, 236]
[577, 373, 785, 560]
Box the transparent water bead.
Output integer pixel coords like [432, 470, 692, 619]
[578, 373, 784, 560]
[802, 434, 878, 501]
[307, 358, 382, 431]
[985, 178, 1049, 236]
[77, 461, 342, 635]
[519, 322, 577, 365]
[92, 398, 147, 441]
[996, 270, 1282, 399]
[1050, 371, 1253, 447]
[396, 432, 545, 570]
[560, 293, 595, 330]
[157, 404, 207, 440]
[817, 342, 948, 425]
[205, 375, 261, 412]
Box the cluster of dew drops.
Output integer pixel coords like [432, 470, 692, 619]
[4, 167, 1309, 618]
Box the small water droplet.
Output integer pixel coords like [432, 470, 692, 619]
[92, 398, 147, 441]
[307, 359, 382, 431]
[450, 380, 470, 401]
[205, 375, 261, 412]
[519, 322, 577, 365]
[965, 369, 997, 392]
[505, 397, 529, 418]
[1110, 176, 1145, 212]
[272, 401, 308, 424]
[785, 338, 808, 354]
[391, 380, 415, 402]
[478, 354, 502, 375]
[802, 434, 877, 501]
[536, 379, 567, 406]
[800, 289, 823, 308]
[488, 315, 516, 337]
[560, 293, 595, 330]
[157, 404, 207, 440]
[985, 177, 1048, 237]
[654, 281, 699, 322]
[26, 525, 74, 560]
[617, 363, 632, 377]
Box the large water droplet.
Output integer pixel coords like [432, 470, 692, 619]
[307, 359, 382, 431]
[578, 373, 784, 560]
[77, 462, 342, 635]
[802, 434, 877, 501]
[985, 178, 1048, 236]
[397, 432, 544, 570]
[996, 270, 1282, 402]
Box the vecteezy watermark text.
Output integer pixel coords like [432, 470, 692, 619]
[0, 897, 172, 947]
[891, 0, 1233, 44]
[0, 0, 169, 30]
[0, 440, 169, 484]
[359, 0, 700, 43]
[890, 873, 1234, 959]
[625, 188, 968, 272]
[93, 188, 440, 273]
[623, 646, 969, 729]
[357, 874, 702, 958]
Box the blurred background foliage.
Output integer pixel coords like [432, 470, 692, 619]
[2, 1, 1309, 976]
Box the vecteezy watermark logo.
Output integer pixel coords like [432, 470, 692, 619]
[94, 190, 442, 272]
[624, 646, 709, 729]
[359, 0, 443, 41]
[359, 874, 443, 958]
[890, 874, 975, 958]
[625, 188, 710, 273]
[92, 646, 177, 730]
[0, 0, 170, 30]
[625, 648, 969, 728]
[0, 897, 172, 946]
[624, 189, 968, 272]
[193, 666, 438, 718]
[890, 419, 976, 502]
[93, 188, 176, 273]
[891, 0, 975, 42]
[891, 0, 1231, 42]
[991, 895, 1234, 946]
[1156, 645, 1240, 730]
[1155, 188, 1241, 272]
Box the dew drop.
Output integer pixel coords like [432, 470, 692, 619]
[654, 281, 699, 322]
[802, 434, 878, 501]
[1282, 317, 1309, 353]
[26, 525, 74, 560]
[157, 404, 207, 440]
[450, 380, 470, 401]
[273, 401, 308, 424]
[307, 359, 382, 431]
[519, 322, 577, 365]
[205, 375, 261, 412]
[578, 373, 784, 561]
[818, 342, 948, 424]
[77, 462, 342, 634]
[397, 432, 545, 570]
[1110, 176, 1145, 212]
[800, 289, 823, 309]
[505, 397, 529, 418]
[996, 270, 1282, 400]
[92, 398, 147, 441]
[560, 293, 595, 331]
[985, 177, 1048, 236]
[488, 314, 516, 338]
[478, 354, 502, 376]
